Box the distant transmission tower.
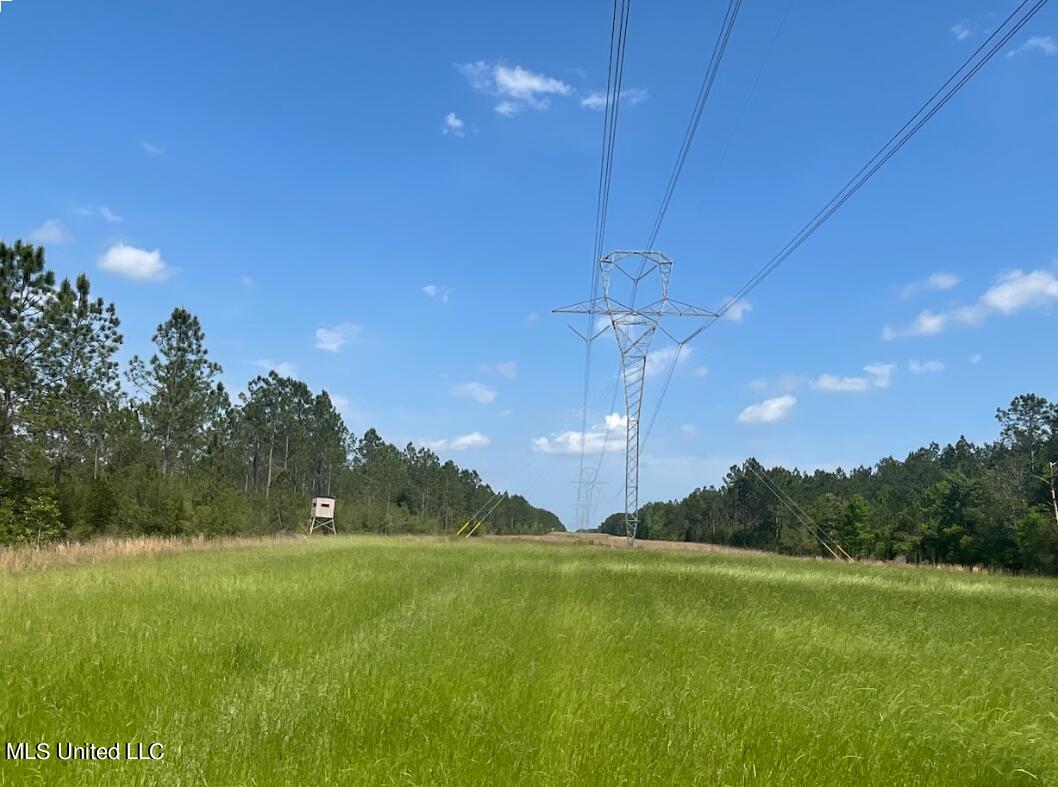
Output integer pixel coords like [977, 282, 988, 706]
[557, 251, 715, 546]
[572, 477, 606, 532]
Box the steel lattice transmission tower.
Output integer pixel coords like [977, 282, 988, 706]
[556, 251, 715, 546]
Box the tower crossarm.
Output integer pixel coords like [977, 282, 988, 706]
[554, 249, 704, 547]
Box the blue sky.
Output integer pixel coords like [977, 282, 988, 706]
[2, 0, 1057, 527]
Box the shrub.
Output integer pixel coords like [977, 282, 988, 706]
[0, 475, 65, 546]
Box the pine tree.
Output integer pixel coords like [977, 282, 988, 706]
[0, 241, 57, 470]
[127, 308, 224, 476]
[32, 274, 122, 484]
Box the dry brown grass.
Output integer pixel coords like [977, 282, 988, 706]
[0, 532, 459, 574]
[0, 533, 296, 573]
[0, 529, 1021, 578]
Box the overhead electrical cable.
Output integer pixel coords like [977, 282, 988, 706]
[575, 0, 633, 530]
[582, 359, 624, 526]
[639, 0, 1049, 453]
[615, 0, 743, 484]
[595, 0, 633, 265]
[744, 460, 854, 561]
[592, 0, 741, 504]
[645, 0, 744, 252]
[628, 0, 744, 306]
[699, 0, 1048, 336]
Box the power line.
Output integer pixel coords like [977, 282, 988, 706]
[640, 0, 1049, 450]
[575, 0, 740, 537]
[557, 252, 714, 546]
[692, 0, 794, 226]
[628, 0, 743, 307]
[595, 0, 633, 265]
[645, 0, 744, 251]
[640, 342, 684, 453]
[581, 359, 622, 528]
[575, 0, 633, 533]
[744, 459, 854, 561]
[623, 0, 744, 452]
[706, 0, 1048, 330]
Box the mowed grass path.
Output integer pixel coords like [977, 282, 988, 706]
[2, 538, 1057, 785]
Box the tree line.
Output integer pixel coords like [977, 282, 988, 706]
[0, 241, 562, 546]
[602, 393, 1058, 573]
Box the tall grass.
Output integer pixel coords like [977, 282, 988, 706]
[1, 537, 1056, 784]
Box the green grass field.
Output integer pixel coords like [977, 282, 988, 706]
[2, 536, 1057, 785]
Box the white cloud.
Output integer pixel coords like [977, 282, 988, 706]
[951, 23, 972, 42]
[140, 141, 164, 156]
[901, 271, 960, 299]
[254, 359, 299, 378]
[531, 411, 626, 454]
[909, 359, 945, 374]
[480, 360, 517, 379]
[442, 112, 465, 137]
[645, 344, 692, 377]
[452, 381, 497, 404]
[692, 366, 709, 378]
[494, 64, 572, 104]
[315, 322, 361, 352]
[680, 423, 697, 436]
[424, 431, 491, 452]
[422, 283, 454, 303]
[97, 243, 170, 281]
[863, 362, 896, 388]
[457, 61, 494, 92]
[811, 362, 894, 393]
[884, 268, 1058, 339]
[579, 93, 606, 111]
[811, 374, 870, 393]
[456, 61, 573, 115]
[76, 205, 123, 223]
[723, 299, 752, 322]
[451, 431, 490, 450]
[882, 310, 946, 340]
[969, 353, 982, 364]
[747, 373, 806, 394]
[1008, 35, 1058, 57]
[979, 269, 1058, 313]
[580, 88, 649, 110]
[494, 100, 521, 117]
[737, 395, 796, 425]
[29, 219, 73, 245]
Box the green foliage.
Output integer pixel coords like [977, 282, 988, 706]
[603, 394, 1058, 574]
[56, 475, 119, 540]
[1014, 508, 1058, 574]
[0, 474, 64, 546]
[0, 241, 57, 469]
[0, 243, 563, 545]
[190, 486, 253, 536]
[127, 307, 225, 476]
[29, 273, 122, 485]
